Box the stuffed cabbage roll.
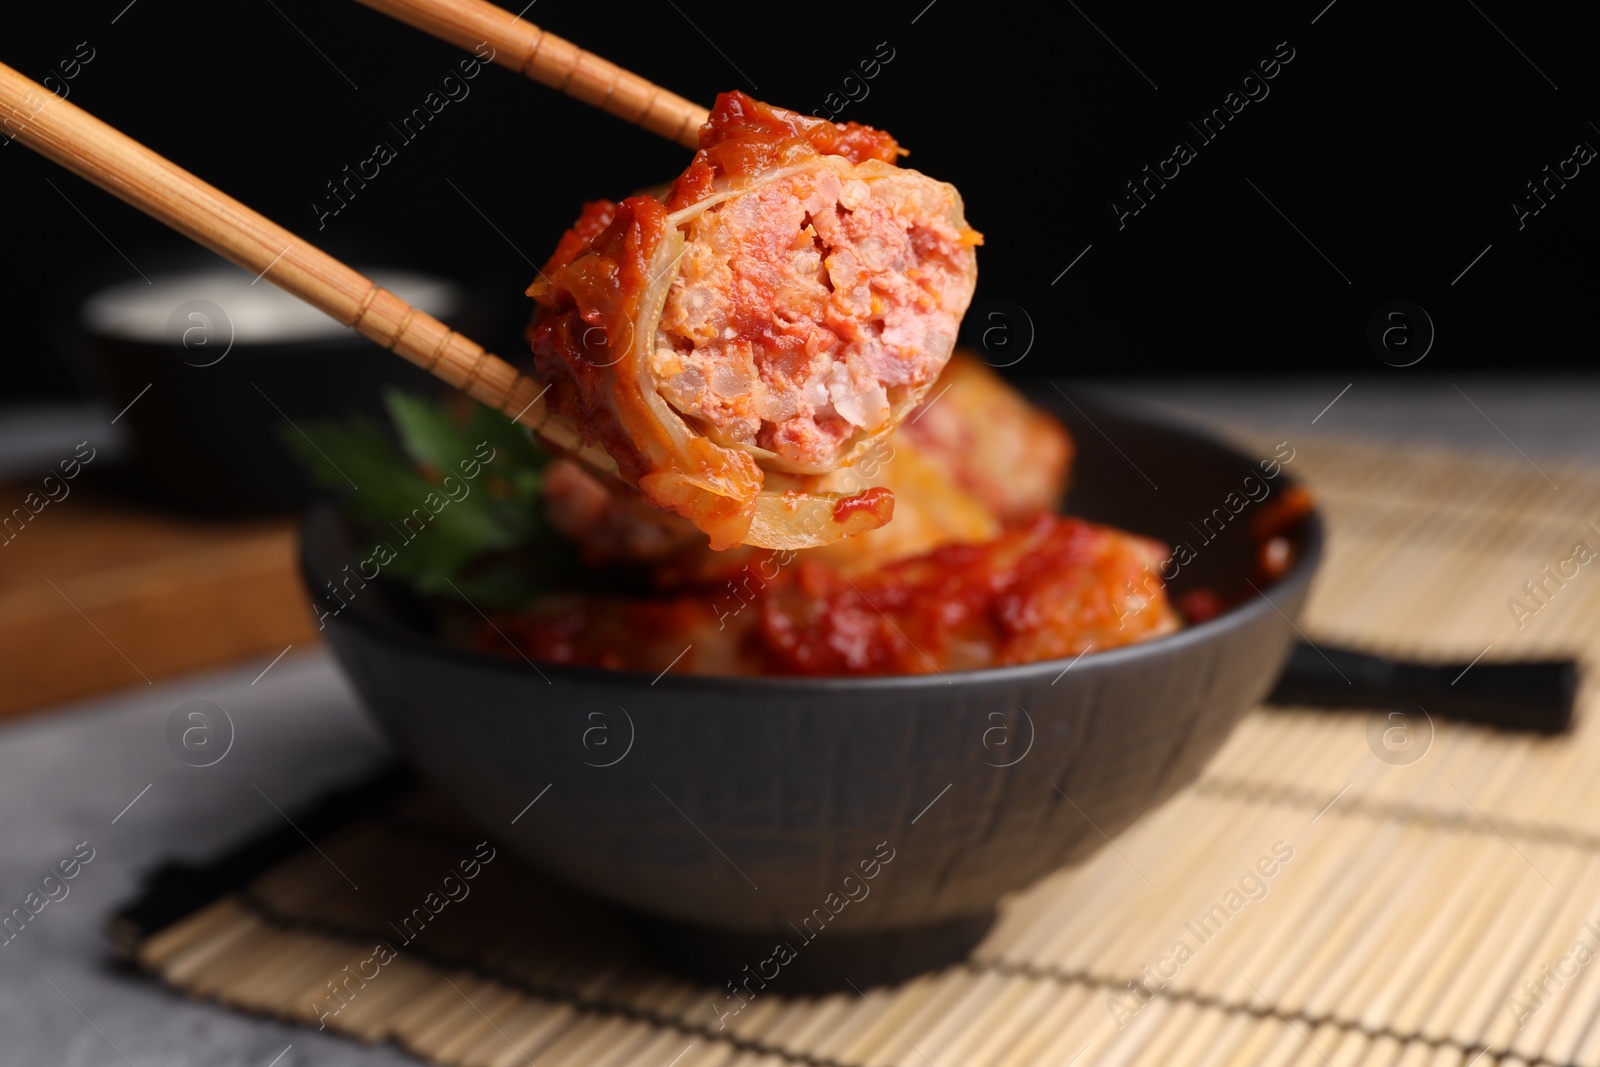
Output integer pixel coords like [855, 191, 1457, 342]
[528, 91, 980, 550]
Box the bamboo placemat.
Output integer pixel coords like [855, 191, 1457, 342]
[121, 435, 1600, 1067]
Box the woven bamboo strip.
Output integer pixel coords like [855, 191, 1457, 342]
[1260, 739, 1536, 1023]
[958, 978, 1065, 1067]
[986, 984, 1096, 1067]
[1417, 790, 1586, 1039]
[1016, 1004, 1105, 1067]
[1543, 888, 1600, 1063]
[1200, 1011, 1274, 1067]
[1362, 828, 1530, 1030]
[1196, 738, 1467, 999]
[823, 973, 951, 1066]
[482, 1003, 584, 1067]
[341, 962, 452, 1045]
[1002, 741, 1304, 974]
[1308, 735, 1582, 1018]
[1011, 798, 1249, 977]
[1506, 856, 1600, 1060]
[180, 914, 288, 997]
[1090, 797, 1299, 987]
[146, 898, 262, 984]
[1363, 1036, 1415, 1067]
[429, 978, 525, 1063]
[253, 928, 372, 1019]
[137, 893, 253, 970]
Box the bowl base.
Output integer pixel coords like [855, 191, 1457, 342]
[631, 910, 996, 994]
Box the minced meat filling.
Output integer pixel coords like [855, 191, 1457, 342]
[652, 166, 971, 470]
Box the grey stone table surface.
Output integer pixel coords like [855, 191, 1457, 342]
[2, 375, 1597, 1066]
[0, 653, 411, 1067]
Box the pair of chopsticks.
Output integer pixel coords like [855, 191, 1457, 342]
[0, 0, 702, 473]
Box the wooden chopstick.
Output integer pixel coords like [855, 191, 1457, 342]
[351, 0, 710, 149]
[0, 62, 618, 480]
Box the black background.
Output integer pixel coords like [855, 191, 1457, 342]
[2, 0, 1594, 400]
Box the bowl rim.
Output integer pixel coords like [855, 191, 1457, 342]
[299, 399, 1325, 693]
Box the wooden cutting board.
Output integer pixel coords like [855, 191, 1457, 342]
[0, 484, 318, 718]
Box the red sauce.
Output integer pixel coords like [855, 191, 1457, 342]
[831, 486, 894, 524]
[1251, 484, 1315, 542]
[476, 514, 1181, 677]
[541, 200, 617, 275]
[1249, 483, 1314, 586]
[526, 195, 673, 487]
[666, 92, 903, 213]
[1176, 588, 1226, 624]
[757, 514, 1177, 674]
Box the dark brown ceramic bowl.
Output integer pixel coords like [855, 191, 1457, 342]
[301, 396, 1322, 988]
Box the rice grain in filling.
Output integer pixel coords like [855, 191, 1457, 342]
[652, 164, 974, 471]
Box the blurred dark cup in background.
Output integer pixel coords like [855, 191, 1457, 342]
[68, 246, 476, 515]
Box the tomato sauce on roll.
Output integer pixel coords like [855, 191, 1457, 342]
[477, 516, 1179, 677]
[473, 355, 1187, 679]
